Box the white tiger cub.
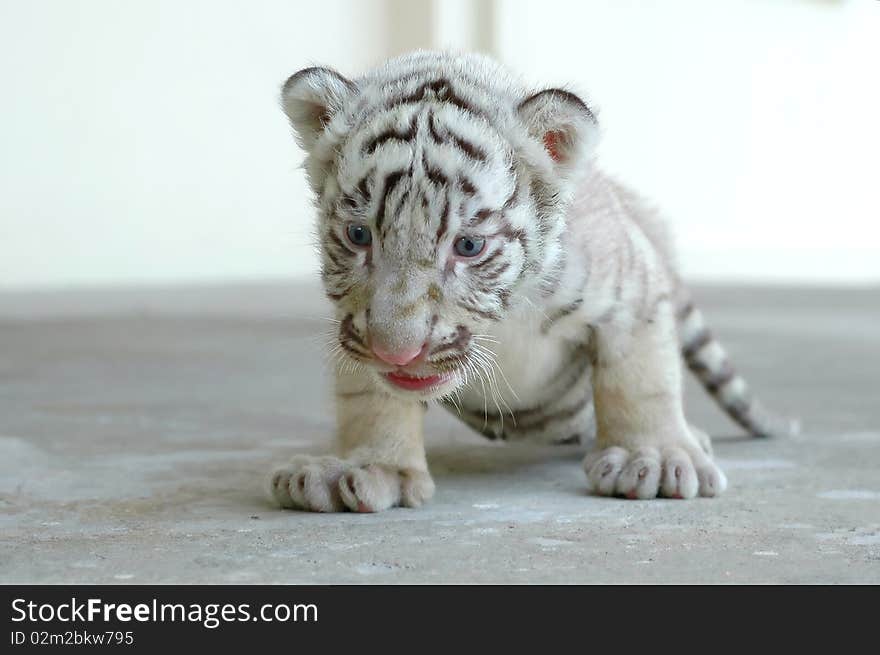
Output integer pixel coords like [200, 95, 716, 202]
[269, 51, 795, 512]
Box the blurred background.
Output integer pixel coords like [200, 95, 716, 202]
[1, 0, 878, 291]
[2, 2, 880, 586]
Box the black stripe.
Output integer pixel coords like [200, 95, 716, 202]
[436, 195, 450, 242]
[428, 325, 471, 356]
[725, 397, 759, 433]
[496, 225, 528, 257]
[682, 328, 713, 360]
[516, 395, 591, 432]
[328, 229, 354, 256]
[324, 246, 347, 271]
[457, 302, 500, 321]
[387, 78, 488, 122]
[540, 248, 569, 298]
[428, 111, 444, 144]
[677, 301, 695, 321]
[339, 340, 370, 359]
[458, 175, 477, 195]
[471, 248, 503, 270]
[363, 113, 418, 154]
[529, 176, 558, 221]
[453, 344, 592, 433]
[375, 169, 408, 232]
[496, 287, 512, 309]
[541, 298, 584, 333]
[340, 313, 366, 348]
[429, 352, 469, 370]
[327, 284, 353, 302]
[422, 151, 449, 188]
[458, 392, 592, 433]
[502, 178, 520, 210]
[321, 262, 345, 281]
[476, 261, 511, 285]
[355, 172, 372, 201]
[472, 208, 494, 225]
[393, 189, 410, 218]
[447, 131, 487, 162]
[426, 108, 487, 162]
[704, 362, 737, 394]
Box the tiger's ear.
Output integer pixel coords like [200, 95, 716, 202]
[281, 67, 357, 151]
[517, 89, 599, 176]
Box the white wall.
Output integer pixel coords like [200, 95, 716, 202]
[0, 0, 390, 289]
[495, 0, 880, 283]
[1, 0, 878, 290]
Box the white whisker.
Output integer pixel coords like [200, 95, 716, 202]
[472, 341, 520, 403]
[469, 344, 517, 426]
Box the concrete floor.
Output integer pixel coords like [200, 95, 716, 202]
[1, 282, 878, 584]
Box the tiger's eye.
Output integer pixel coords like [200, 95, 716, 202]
[454, 236, 486, 258]
[345, 224, 372, 247]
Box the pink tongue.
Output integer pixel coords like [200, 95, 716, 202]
[385, 372, 445, 390]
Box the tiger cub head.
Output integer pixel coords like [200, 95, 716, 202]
[281, 52, 598, 399]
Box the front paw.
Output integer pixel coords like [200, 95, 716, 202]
[268, 455, 435, 513]
[582, 441, 727, 500]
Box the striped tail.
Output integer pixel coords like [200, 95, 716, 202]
[676, 295, 800, 438]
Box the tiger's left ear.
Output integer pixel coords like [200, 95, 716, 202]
[281, 66, 357, 152]
[517, 89, 599, 176]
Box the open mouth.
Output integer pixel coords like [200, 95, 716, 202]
[383, 370, 455, 392]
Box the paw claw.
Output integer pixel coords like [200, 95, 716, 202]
[584, 436, 724, 501]
[268, 457, 433, 513]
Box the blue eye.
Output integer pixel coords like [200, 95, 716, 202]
[345, 224, 372, 247]
[454, 236, 486, 258]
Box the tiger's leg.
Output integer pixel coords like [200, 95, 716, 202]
[583, 301, 727, 499]
[269, 367, 434, 512]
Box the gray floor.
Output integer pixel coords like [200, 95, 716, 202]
[1, 282, 878, 584]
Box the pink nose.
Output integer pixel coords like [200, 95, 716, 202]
[371, 343, 425, 367]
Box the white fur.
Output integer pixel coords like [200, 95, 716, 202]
[270, 51, 733, 512]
